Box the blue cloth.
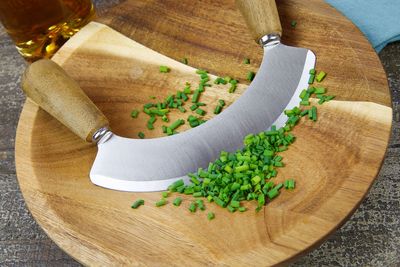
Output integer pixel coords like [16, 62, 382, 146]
[326, 0, 400, 52]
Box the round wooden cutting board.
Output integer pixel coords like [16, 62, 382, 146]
[15, 0, 392, 266]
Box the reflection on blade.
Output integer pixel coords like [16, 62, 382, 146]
[90, 44, 316, 192]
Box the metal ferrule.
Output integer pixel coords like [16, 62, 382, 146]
[92, 126, 112, 144]
[259, 33, 281, 47]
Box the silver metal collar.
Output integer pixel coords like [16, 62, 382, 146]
[92, 126, 112, 144]
[259, 33, 281, 47]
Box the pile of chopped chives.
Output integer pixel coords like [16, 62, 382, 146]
[130, 63, 335, 221]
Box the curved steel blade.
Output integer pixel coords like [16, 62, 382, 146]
[90, 44, 316, 191]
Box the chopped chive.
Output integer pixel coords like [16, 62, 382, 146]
[311, 106, 317, 121]
[227, 205, 236, 213]
[159, 65, 170, 73]
[300, 100, 310, 106]
[214, 104, 223, 114]
[196, 199, 206, 210]
[316, 71, 327, 82]
[309, 68, 315, 75]
[224, 76, 232, 83]
[162, 191, 169, 198]
[178, 106, 186, 113]
[308, 74, 315, 84]
[299, 89, 307, 99]
[169, 119, 184, 130]
[162, 115, 169, 122]
[193, 192, 203, 197]
[131, 199, 145, 209]
[168, 179, 184, 191]
[246, 71, 256, 81]
[300, 109, 309, 117]
[130, 109, 139, 118]
[291, 20, 297, 28]
[144, 103, 154, 109]
[189, 202, 197, 212]
[149, 96, 156, 99]
[166, 127, 173, 135]
[155, 199, 167, 207]
[196, 108, 206, 116]
[243, 58, 250, 64]
[230, 200, 240, 208]
[192, 90, 200, 103]
[218, 99, 225, 106]
[238, 207, 247, 212]
[190, 104, 198, 111]
[138, 132, 145, 139]
[267, 188, 279, 199]
[314, 87, 326, 94]
[207, 212, 215, 220]
[196, 69, 208, 74]
[173, 197, 183, 206]
[182, 58, 188, 65]
[197, 102, 206, 106]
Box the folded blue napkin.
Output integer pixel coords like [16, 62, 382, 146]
[326, 0, 400, 52]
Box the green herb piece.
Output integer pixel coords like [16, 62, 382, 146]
[192, 90, 200, 103]
[267, 188, 279, 199]
[155, 199, 167, 207]
[144, 103, 154, 109]
[227, 205, 236, 213]
[224, 76, 232, 83]
[311, 106, 317, 121]
[247, 71, 256, 81]
[308, 74, 315, 84]
[159, 65, 170, 73]
[196, 69, 208, 75]
[166, 127, 173, 136]
[243, 58, 250, 64]
[316, 71, 327, 82]
[169, 119, 185, 131]
[284, 179, 296, 189]
[207, 212, 215, 220]
[193, 192, 203, 197]
[168, 179, 184, 191]
[218, 99, 225, 106]
[190, 104, 198, 111]
[238, 207, 247, 212]
[309, 68, 315, 75]
[173, 197, 183, 206]
[196, 199, 206, 210]
[314, 87, 326, 94]
[214, 104, 223, 114]
[189, 202, 197, 212]
[138, 132, 145, 139]
[131, 199, 145, 209]
[149, 96, 156, 99]
[197, 102, 206, 106]
[162, 191, 169, 198]
[196, 108, 206, 116]
[178, 106, 186, 113]
[300, 109, 309, 117]
[182, 58, 188, 65]
[230, 200, 240, 208]
[130, 109, 139, 118]
[300, 100, 310, 106]
[291, 20, 297, 28]
[162, 115, 169, 122]
[214, 77, 227, 85]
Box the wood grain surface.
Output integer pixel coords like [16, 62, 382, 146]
[15, 0, 392, 266]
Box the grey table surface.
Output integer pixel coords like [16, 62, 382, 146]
[1, 1, 399, 266]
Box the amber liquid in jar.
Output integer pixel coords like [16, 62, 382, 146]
[0, 0, 95, 61]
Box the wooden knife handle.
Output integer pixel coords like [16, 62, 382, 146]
[21, 59, 109, 142]
[235, 0, 282, 43]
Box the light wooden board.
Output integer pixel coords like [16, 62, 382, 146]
[15, 0, 392, 266]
